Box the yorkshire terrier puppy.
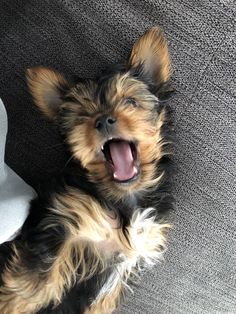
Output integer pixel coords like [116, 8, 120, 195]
[0, 27, 174, 314]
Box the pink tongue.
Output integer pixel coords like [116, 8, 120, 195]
[109, 141, 137, 181]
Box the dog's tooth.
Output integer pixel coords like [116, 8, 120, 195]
[101, 145, 104, 150]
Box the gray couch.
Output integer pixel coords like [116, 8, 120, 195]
[0, 1, 235, 313]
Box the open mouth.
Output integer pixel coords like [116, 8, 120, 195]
[102, 139, 139, 183]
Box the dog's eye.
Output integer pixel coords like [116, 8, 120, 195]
[125, 98, 138, 107]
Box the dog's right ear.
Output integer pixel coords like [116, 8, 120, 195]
[26, 67, 69, 120]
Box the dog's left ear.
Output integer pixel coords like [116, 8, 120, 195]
[128, 26, 171, 92]
[26, 67, 69, 120]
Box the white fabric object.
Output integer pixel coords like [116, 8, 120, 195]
[0, 98, 36, 244]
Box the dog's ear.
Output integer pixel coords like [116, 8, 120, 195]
[128, 27, 171, 91]
[26, 67, 69, 120]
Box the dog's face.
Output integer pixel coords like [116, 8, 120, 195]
[27, 27, 171, 198]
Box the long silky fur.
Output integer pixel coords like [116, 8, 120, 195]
[0, 105, 174, 313]
[0, 26, 175, 314]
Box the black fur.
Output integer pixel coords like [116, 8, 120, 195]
[0, 75, 174, 314]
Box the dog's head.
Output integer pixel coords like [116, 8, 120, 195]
[27, 27, 172, 199]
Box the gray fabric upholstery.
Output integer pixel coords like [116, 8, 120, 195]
[0, 1, 235, 313]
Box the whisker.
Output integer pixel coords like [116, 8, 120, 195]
[64, 155, 74, 168]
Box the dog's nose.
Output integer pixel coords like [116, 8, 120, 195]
[95, 115, 116, 134]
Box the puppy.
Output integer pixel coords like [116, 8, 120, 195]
[0, 27, 174, 314]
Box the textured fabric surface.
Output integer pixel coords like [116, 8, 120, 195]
[0, 1, 235, 313]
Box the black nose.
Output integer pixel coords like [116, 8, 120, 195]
[95, 115, 116, 134]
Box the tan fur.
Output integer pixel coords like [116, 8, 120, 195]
[68, 88, 170, 200]
[68, 80, 98, 113]
[84, 282, 123, 314]
[0, 190, 114, 313]
[27, 67, 69, 119]
[26, 27, 172, 201]
[66, 74, 170, 193]
[0, 190, 170, 314]
[2, 27, 173, 314]
[85, 207, 170, 314]
[129, 26, 171, 84]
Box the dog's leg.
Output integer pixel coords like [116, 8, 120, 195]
[0, 190, 119, 313]
[0, 243, 48, 314]
[85, 208, 170, 314]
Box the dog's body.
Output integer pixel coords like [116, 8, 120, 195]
[0, 27, 174, 314]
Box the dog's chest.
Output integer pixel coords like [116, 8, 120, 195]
[85, 206, 169, 314]
[53, 189, 167, 259]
